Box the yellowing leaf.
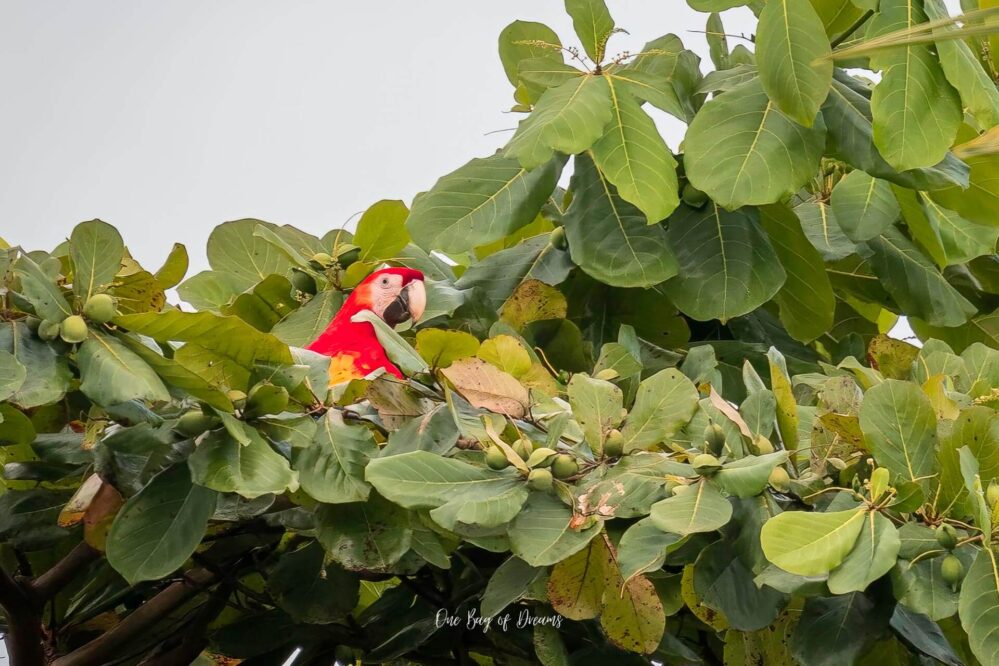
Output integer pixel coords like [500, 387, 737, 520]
[441, 357, 530, 418]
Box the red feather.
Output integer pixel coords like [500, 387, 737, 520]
[306, 267, 424, 382]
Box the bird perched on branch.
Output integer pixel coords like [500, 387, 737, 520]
[307, 267, 426, 384]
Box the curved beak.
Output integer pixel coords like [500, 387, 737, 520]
[383, 279, 427, 327]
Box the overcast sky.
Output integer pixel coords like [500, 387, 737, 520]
[1, 1, 763, 272]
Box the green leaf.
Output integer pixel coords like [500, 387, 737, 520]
[366, 450, 522, 508]
[683, 78, 826, 209]
[706, 12, 730, 70]
[860, 228, 976, 328]
[663, 204, 786, 323]
[917, 193, 999, 266]
[188, 427, 298, 499]
[924, 0, 999, 130]
[794, 200, 856, 261]
[760, 507, 865, 575]
[791, 592, 889, 666]
[768, 348, 799, 459]
[352, 200, 410, 262]
[591, 76, 679, 223]
[0, 351, 25, 403]
[0, 321, 70, 408]
[547, 535, 615, 620]
[498, 20, 563, 88]
[176, 270, 246, 311]
[564, 0, 615, 63]
[116, 334, 233, 411]
[755, 0, 833, 126]
[860, 379, 937, 490]
[267, 542, 359, 624]
[454, 234, 573, 311]
[429, 483, 529, 531]
[153, 242, 189, 289]
[693, 539, 786, 631]
[600, 573, 666, 655]
[829, 171, 900, 242]
[567, 373, 623, 454]
[504, 75, 613, 169]
[650, 480, 733, 536]
[892, 557, 961, 621]
[407, 154, 561, 255]
[618, 518, 686, 582]
[481, 556, 544, 616]
[207, 219, 294, 287]
[758, 204, 835, 342]
[316, 493, 412, 573]
[959, 547, 999, 666]
[350, 310, 430, 377]
[106, 465, 217, 584]
[415, 329, 480, 369]
[293, 411, 377, 504]
[827, 510, 900, 594]
[869, 0, 962, 171]
[13, 253, 72, 321]
[271, 290, 343, 348]
[930, 154, 999, 228]
[959, 446, 992, 535]
[70, 220, 124, 300]
[562, 153, 676, 288]
[715, 452, 790, 498]
[620, 369, 699, 452]
[509, 492, 601, 566]
[78, 332, 172, 406]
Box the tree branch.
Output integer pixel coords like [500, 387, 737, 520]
[0, 566, 45, 666]
[51, 568, 217, 666]
[29, 543, 101, 605]
[136, 581, 234, 666]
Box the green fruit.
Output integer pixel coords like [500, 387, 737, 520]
[528, 468, 553, 491]
[83, 293, 117, 323]
[290, 269, 317, 295]
[512, 438, 532, 460]
[768, 467, 791, 492]
[941, 554, 964, 588]
[754, 435, 774, 454]
[245, 383, 290, 417]
[988, 480, 999, 508]
[38, 319, 61, 341]
[24, 317, 40, 333]
[336, 247, 361, 268]
[552, 454, 578, 479]
[526, 447, 557, 468]
[309, 252, 333, 270]
[175, 410, 219, 437]
[692, 453, 722, 475]
[59, 315, 88, 344]
[703, 424, 726, 454]
[485, 447, 509, 470]
[604, 429, 624, 457]
[227, 390, 248, 410]
[682, 183, 709, 207]
[549, 226, 568, 250]
[936, 523, 958, 551]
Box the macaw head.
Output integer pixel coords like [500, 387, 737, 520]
[340, 267, 426, 326]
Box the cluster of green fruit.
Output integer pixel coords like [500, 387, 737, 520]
[485, 437, 580, 492]
[36, 293, 117, 344]
[935, 523, 965, 591]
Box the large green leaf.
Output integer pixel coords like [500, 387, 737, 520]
[106, 464, 217, 584]
[407, 154, 562, 254]
[0, 351, 25, 403]
[829, 171, 900, 242]
[591, 76, 679, 223]
[429, 483, 529, 531]
[663, 204, 786, 323]
[620, 369, 699, 452]
[794, 200, 856, 261]
[0, 321, 71, 408]
[70, 220, 124, 301]
[562, 153, 677, 288]
[267, 542, 359, 624]
[316, 493, 412, 573]
[13, 253, 72, 322]
[504, 75, 613, 169]
[508, 492, 601, 566]
[353, 200, 410, 262]
[207, 219, 294, 287]
[755, 0, 833, 126]
[714, 452, 790, 498]
[693, 539, 786, 631]
[916, 193, 999, 266]
[481, 556, 544, 616]
[758, 204, 835, 342]
[77, 332, 172, 406]
[617, 518, 686, 581]
[188, 427, 298, 499]
[455, 235, 573, 311]
[869, 0, 962, 171]
[859, 379, 937, 489]
[271, 290, 343, 347]
[938, 407, 999, 515]
[790, 591, 890, 666]
[827, 510, 900, 594]
[760, 507, 865, 575]
[293, 411, 377, 504]
[683, 78, 825, 209]
[564, 0, 615, 63]
[116, 334, 232, 411]
[366, 450, 522, 508]
[567, 373, 623, 454]
[959, 547, 999, 665]
[498, 20, 563, 88]
[924, 0, 999, 130]
[930, 154, 999, 228]
[649, 480, 733, 536]
[859, 228, 976, 328]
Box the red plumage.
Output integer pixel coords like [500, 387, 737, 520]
[306, 267, 424, 383]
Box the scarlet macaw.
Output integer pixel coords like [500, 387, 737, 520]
[306, 267, 426, 384]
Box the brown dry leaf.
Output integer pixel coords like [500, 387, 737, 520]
[707, 387, 753, 439]
[441, 357, 529, 418]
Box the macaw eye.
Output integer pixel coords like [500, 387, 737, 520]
[380, 277, 390, 286]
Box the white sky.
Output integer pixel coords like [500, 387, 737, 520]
[1, 1, 759, 272]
